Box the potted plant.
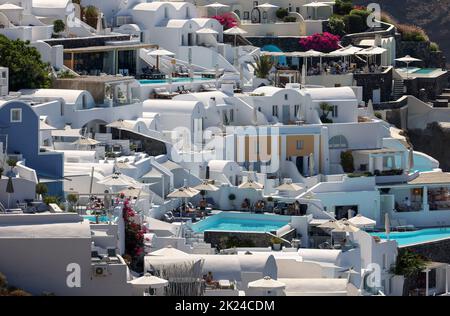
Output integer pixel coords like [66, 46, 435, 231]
[390, 249, 428, 296]
[52, 19, 65, 37]
[270, 236, 283, 251]
[267, 196, 275, 212]
[6, 158, 17, 177]
[35, 183, 48, 201]
[228, 193, 236, 209]
[67, 193, 78, 212]
[319, 102, 333, 123]
[253, 55, 274, 88]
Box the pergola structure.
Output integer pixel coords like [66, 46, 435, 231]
[64, 43, 157, 76]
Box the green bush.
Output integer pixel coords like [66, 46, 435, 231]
[53, 19, 65, 34]
[43, 196, 59, 205]
[340, 150, 354, 173]
[374, 112, 382, 119]
[328, 16, 346, 36]
[430, 42, 440, 52]
[276, 8, 289, 20]
[283, 16, 297, 23]
[391, 249, 428, 278]
[397, 24, 429, 42]
[334, 0, 353, 16]
[0, 35, 51, 91]
[35, 183, 48, 197]
[344, 13, 367, 34]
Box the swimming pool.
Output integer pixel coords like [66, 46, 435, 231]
[191, 212, 291, 233]
[370, 227, 450, 246]
[139, 77, 212, 85]
[398, 67, 439, 75]
[83, 215, 110, 223]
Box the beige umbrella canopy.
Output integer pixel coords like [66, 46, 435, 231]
[129, 273, 168, 289]
[148, 49, 175, 71]
[347, 214, 376, 228]
[204, 2, 230, 15]
[332, 220, 360, 233]
[148, 245, 189, 257]
[196, 27, 219, 35]
[223, 26, 248, 46]
[98, 173, 141, 188]
[167, 186, 200, 198]
[193, 180, 219, 192]
[275, 179, 303, 192]
[248, 276, 286, 290]
[118, 186, 150, 198]
[72, 137, 100, 146]
[238, 179, 264, 189]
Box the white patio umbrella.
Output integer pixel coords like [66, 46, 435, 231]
[348, 214, 376, 229]
[248, 276, 286, 291]
[395, 55, 422, 79]
[130, 273, 168, 289]
[356, 46, 387, 68]
[303, 2, 330, 20]
[148, 49, 175, 71]
[309, 153, 315, 176]
[224, 26, 247, 46]
[332, 220, 360, 233]
[204, 2, 229, 16]
[409, 147, 415, 171]
[385, 213, 391, 240]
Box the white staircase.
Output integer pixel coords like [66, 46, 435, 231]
[393, 79, 405, 100]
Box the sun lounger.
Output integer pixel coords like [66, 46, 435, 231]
[200, 83, 217, 92]
[154, 87, 179, 99]
[397, 219, 416, 231]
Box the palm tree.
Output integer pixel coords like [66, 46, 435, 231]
[254, 55, 274, 79]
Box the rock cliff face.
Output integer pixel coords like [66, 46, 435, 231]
[355, 0, 450, 65]
[408, 122, 450, 172]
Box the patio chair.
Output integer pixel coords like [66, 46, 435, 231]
[397, 219, 416, 231]
[200, 83, 217, 92]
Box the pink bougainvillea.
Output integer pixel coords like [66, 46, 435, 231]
[299, 32, 341, 53]
[212, 13, 238, 29]
[122, 201, 146, 261]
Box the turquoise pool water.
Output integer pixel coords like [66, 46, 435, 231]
[414, 68, 438, 74]
[83, 215, 110, 223]
[399, 67, 438, 75]
[191, 213, 290, 233]
[139, 77, 212, 85]
[412, 153, 435, 172]
[370, 227, 450, 246]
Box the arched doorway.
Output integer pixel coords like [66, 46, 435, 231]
[251, 8, 261, 23]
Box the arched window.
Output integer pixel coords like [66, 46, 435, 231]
[164, 7, 169, 19]
[329, 135, 348, 149]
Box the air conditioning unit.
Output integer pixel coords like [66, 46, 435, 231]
[92, 264, 108, 277]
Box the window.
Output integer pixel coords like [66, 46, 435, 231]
[289, 4, 292, 12]
[164, 7, 169, 19]
[272, 105, 278, 117]
[329, 135, 348, 149]
[253, 1, 259, 7]
[229, 109, 234, 122]
[331, 105, 338, 118]
[244, 11, 250, 20]
[284, 94, 288, 100]
[258, 107, 262, 112]
[10, 108, 22, 122]
[294, 104, 300, 116]
[296, 7, 300, 13]
[296, 140, 304, 150]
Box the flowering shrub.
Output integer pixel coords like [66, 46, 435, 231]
[397, 24, 429, 42]
[299, 32, 340, 53]
[122, 199, 146, 263]
[212, 13, 237, 29]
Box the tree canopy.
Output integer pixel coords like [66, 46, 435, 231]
[0, 35, 51, 92]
